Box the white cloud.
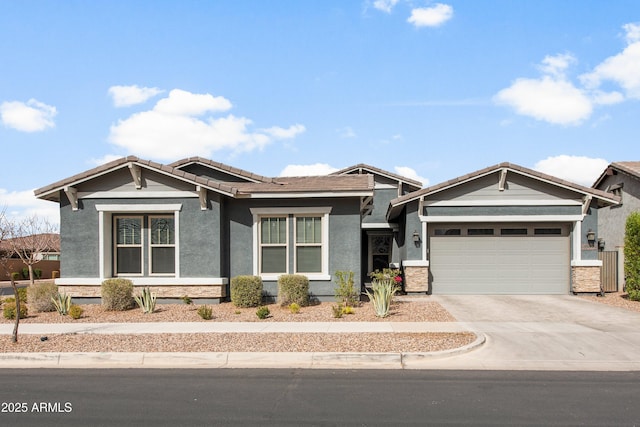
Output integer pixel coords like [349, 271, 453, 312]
[373, 0, 399, 13]
[408, 3, 453, 28]
[109, 89, 305, 161]
[538, 53, 575, 78]
[533, 155, 609, 187]
[108, 85, 164, 107]
[0, 99, 57, 132]
[394, 166, 428, 186]
[338, 126, 356, 138]
[579, 23, 640, 99]
[279, 163, 338, 176]
[0, 188, 60, 227]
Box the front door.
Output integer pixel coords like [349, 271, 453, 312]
[368, 232, 393, 275]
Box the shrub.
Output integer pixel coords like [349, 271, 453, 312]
[52, 292, 72, 316]
[134, 287, 157, 314]
[331, 304, 343, 318]
[365, 278, 398, 318]
[277, 274, 309, 307]
[289, 302, 301, 314]
[256, 306, 270, 319]
[28, 282, 58, 312]
[181, 295, 193, 305]
[3, 302, 28, 320]
[68, 304, 83, 320]
[342, 305, 355, 315]
[11, 272, 20, 281]
[34, 268, 42, 280]
[101, 278, 134, 311]
[625, 212, 640, 301]
[16, 287, 28, 304]
[21, 267, 29, 279]
[230, 275, 263, 308]
[334, 270, 359, 307]
[197, 305, 213, 320]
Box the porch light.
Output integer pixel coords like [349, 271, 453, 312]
[586, 229, 596, 247]
[412, 230, 421, 247]
[598, 238, 605, 250]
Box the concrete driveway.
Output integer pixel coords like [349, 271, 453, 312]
[423, 295, 640, 371]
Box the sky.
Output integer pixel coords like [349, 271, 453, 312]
[1, 0, 639, 226]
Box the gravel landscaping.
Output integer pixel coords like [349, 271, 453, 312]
[580, 291, 640, 313]
[0, 296, 477, 353]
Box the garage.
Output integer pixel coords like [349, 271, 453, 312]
[429, 224, 570, 294]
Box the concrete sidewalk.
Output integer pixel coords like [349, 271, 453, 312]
[0, 321, 483, 369]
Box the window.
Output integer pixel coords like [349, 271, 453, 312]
[434, 228, 461, 236]
[501, 228, 528, 236]
[252, 207, 331, 280]
[468, 228, 494, 236]
[534, 228, 562, 235]
[114, 214, 176, 276]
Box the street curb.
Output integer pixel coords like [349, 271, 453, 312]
[0, 333, 486, 369]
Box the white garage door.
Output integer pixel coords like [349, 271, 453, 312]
[430, 226, 569, 294]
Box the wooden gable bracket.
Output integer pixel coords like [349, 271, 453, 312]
[498, 168, 508, 191]
[128, 163, 142, 189]
[64, 186, 78, 211]
[582, 195, 592, 216]
[196, 185, 207, 210]
[360, 196, 373, 218]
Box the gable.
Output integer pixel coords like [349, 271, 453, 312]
[76, 167, 196, 195]
[177, 163, 258, 183]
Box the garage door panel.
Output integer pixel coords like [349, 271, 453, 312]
[430, 235, 569, 294]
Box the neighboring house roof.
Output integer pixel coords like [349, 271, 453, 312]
[331, 164, 423, 190]
[387, 162, 621, 220]
[169, 156, 276, 183]
[592, 161, 640, 189]
[0, 233, 60, 253]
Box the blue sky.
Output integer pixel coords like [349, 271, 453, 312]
[1, 1, 639, 225]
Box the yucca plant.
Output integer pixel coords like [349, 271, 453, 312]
[365, 278, 398, 318]
[134, 287, 157, 314]
[51, 292, 72, 316]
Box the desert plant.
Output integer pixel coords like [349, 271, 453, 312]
[289, 302, 301, 314]
[28, 282, 58, 312]
[342, 305, 355, 315]
[331, 304, 344, 318]
[181, 295, 193, 305]
[134, 287, 157, 314]
[21, 267, 29, 279]
[68, 304, 83, 320]
[15, 287, 27, 303]
[34, 268, 42, 279]
[256, 306, 270, 319]
[334, 270, 359, 307]
[51, 292, 72, 316]
[197, 305, 213, 320]
[230, 275, 263, 308]
[101, 278, 134, 311]
[365, 278, 398, 318]
[625, 212, 640, 300]
[3, 302, 28, 320]
[277, 274, 309, 307]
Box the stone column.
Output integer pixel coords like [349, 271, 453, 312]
[402, 261, 429, 293]
[571, 263, 602, 294]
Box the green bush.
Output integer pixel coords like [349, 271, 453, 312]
[68, 304, 83, 320]
[289, 302, 301, 314]
[197, 305, 213, 320]
[256, 306, 270, 319]
[334, 270, 359, 307]
[11, 272, 20, 281]
[34, 268, 42, 280]
[101, 278, 134, 311]
[277, 274, 309, 307]
[21, 267, 29, 279]
[16, 287, 27, 303]
[230, 275, 263, 308]
[3, 302, 28, 319]
[331, 304, 343, 318]
[625, 212, 640, 301]
[28, 282, 58, 312]
[181, 295, 193, 305]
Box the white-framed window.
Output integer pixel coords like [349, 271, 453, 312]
[149, 216, 175, 275]
[115, 216, 143, 275]
[251, 207, 331, 280]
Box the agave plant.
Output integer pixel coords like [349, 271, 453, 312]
[134, 287, 157, 314]
[51, 292, 72, 316]
[365, 278, 398, 318]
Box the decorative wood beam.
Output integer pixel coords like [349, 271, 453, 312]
[128, 164, 142, 189]
[360, 196, 373, 218]
[64, 186, 78, 211]
[498, 169, 508, 191]
[197, 185, 207, 210]
[582, 195, 592, 216]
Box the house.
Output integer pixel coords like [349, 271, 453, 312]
[592, 162, 640, 291]
[0, 233, 61, 280]
[34, 157, 619, 300]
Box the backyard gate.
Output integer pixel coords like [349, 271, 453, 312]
[598, 251, 618, 293]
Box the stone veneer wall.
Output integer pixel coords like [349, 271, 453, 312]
[59, 285, 227, 299]
[403, 266, 429, 293]
[571, 266, 601, 293]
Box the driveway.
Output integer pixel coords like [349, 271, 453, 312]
[421, 295, 640, 371]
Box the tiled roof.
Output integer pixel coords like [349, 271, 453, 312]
[0, 233, 60, 252]
[592, 161, 640, 188]
[169, 156, 276, 183]
[388, 162, 620, 219]
[235, 174, 374, 194]
[331, 163, 423, 188]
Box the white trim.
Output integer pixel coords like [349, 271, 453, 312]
[422, 221, 428, 261]
[571, 260, 602, 267]
[572, 220, 582, 262]
[250, 207, 332, 215]
[96, 204, 182, 212]
[259, 274, 332, 281]
[422, 199, 582, 207]
[419, 215, 584, 223]
[361, 222, 399, 231]
[98, 210, 105, 279]
[374, 183, 396, 189]
[240, 191, 372, 199]
[402, 260, 429, 267]
[56, 277, 229, 286]
[81, 191, 198, 199]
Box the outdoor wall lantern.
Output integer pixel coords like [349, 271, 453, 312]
[412, 230, 421, 247]
[598, 238, 606, 251]
[586, 229, 596, 247]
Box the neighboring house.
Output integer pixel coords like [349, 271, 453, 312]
[0, 233, 61, 279]
[34, 158, 619, 300]
[592, 162, 640, 291]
